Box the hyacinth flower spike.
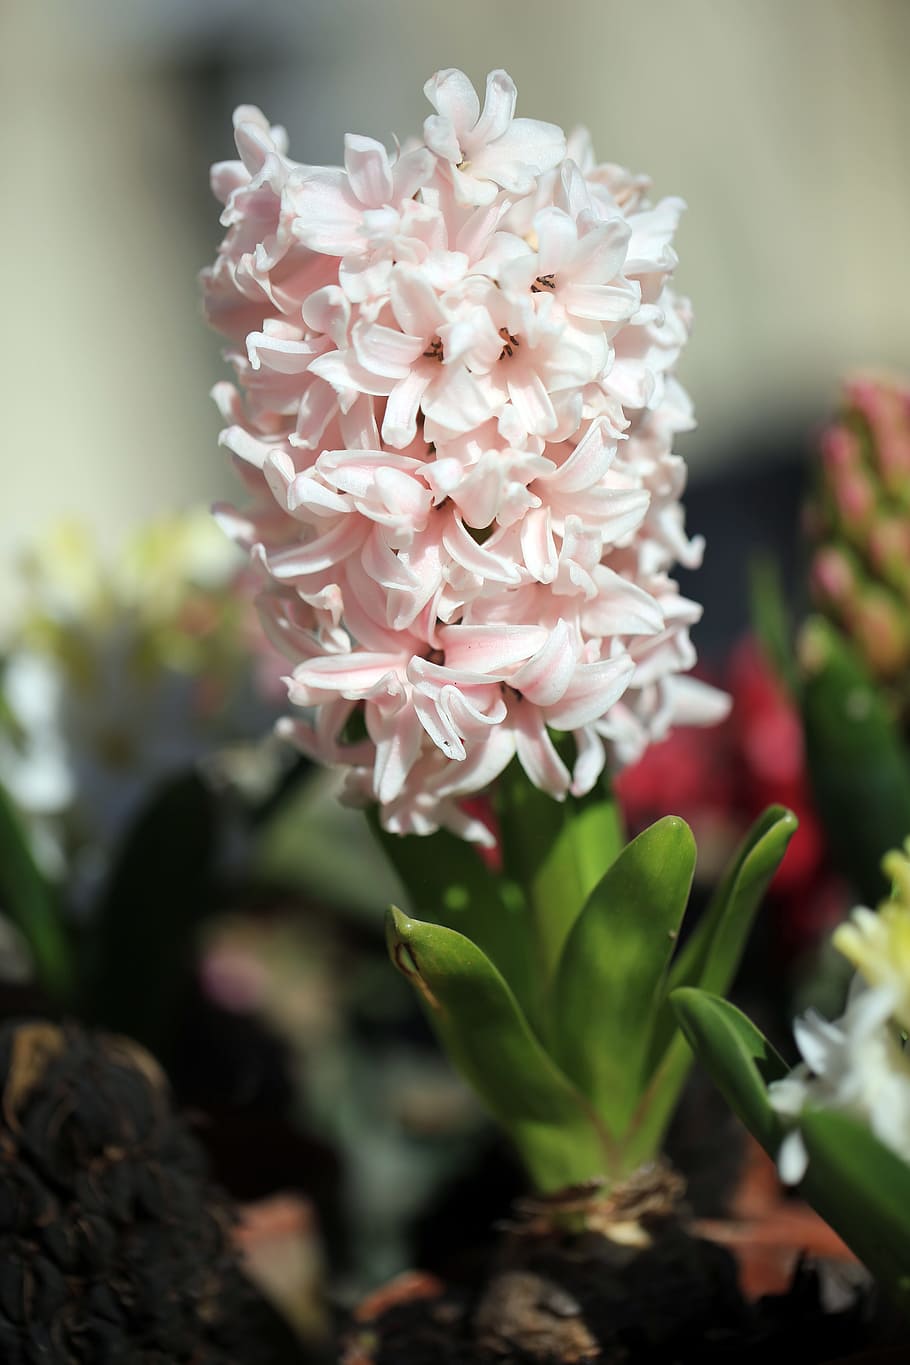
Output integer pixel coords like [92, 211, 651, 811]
[755, 376, 910, 904]
[204, 68, 795, 1207]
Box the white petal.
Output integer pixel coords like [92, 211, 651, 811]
[423, 68, 480, 136]
[472, 70, 517, 145]
[778, 1130, 809, 1186]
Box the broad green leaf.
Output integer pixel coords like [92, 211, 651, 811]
[89, 771, 217, 1056]
[0, 780, 73, 1005]
[613, 809, 794, 1168]
[799, 1110, 910, 1300]
[648, 805, 797, 1071]
[800, 617, 910, 903]
[386, 906, 609, 1192]
[549, 817, 695, 1135]
[369, 814, 541, 1029]
[495, 756, 624, 997]
[670, 988, 788, 1152]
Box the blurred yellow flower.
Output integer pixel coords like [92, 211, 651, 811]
[834, 839, 910, 1031]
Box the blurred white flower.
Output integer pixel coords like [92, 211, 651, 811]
[770, 840, 910, 1183]
[0, 514, 283, 880]
[769, 982, 910, 1183]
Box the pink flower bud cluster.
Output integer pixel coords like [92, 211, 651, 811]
[203, 68, 728, 845]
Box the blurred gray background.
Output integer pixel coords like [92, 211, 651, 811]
[3, 0, 909, 617]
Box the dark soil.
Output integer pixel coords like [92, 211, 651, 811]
[342, 1223, 877, 1365]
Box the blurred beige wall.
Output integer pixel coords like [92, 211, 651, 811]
[3, 0, 909, 608]
[1, 0, 225, 622]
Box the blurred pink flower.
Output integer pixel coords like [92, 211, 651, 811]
[203, 68, 727, 844]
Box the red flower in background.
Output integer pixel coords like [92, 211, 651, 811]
[615, 637, 847, 962]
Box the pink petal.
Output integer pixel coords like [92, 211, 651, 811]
[570, 728, 607, 796]
[510, 621, 576, 705]
[423, 68, 480, 137]
[267, 518, 365, 578]
[353, 322, 425, 379]
[390, 266, 444, 339]
[289, 167, 363, 254]
[507, 370, 557, 438]
[381, 370, 431, 448]
[562, 282, 640, 322]
[440, 624, 549, 674]
[544, 420, 615, 492]
[545, 653, 636, 730]
[344, 134, 393, 207]
[370, 704, 424, 802]
[519, 507, 557, 583]
[534, 208, 577, 276]
[289, 652, 403, 702]
[442, 517, 522, 584]
[571, 218, 632, 284]
[512, 705, 571, 798]
[471, 70, 517, 146]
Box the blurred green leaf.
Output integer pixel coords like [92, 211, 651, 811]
[386, 906, 609, 1191]
[549, 817, 695, 1137]
[800, 617, 910, 903]
[256, 771, 403, 918]
[89, 771, 217, 1055]
[750, 556, 800, 696]
[495, 757, 624, 1004]
[670, 988, 787, 1151]
[0, 781, 72, 1005]
[799, 1109, 910, 1301]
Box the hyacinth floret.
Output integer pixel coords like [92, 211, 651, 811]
[770, 840, 910, 1183]
[202, 68, 727, 845]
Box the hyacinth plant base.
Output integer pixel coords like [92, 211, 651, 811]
[342, 1208, 873, 1365]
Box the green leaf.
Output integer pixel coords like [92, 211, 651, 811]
[495, 756, 624, 1001]
[798, 1110, 910, 1300]
[626, 808, 795, 1164]
[256, 771, 403, 919]
[800, 617, 910, 903]
[369, 814, 541, 1028]
[650, 805, 797, 1069]
[89, 771, 217, 1056]
[670, 988, 788, 1152]
[669, 805, 797, 995]
[386, 906, 609, 1192]
[0, 780, 73, 1005]
[673, 990, 910, 1303]
[549, 817, 695, 1137]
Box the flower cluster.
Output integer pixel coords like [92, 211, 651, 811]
[203, 68, 727, 843]
[808, 374, 910, 692]
[770, 840, 910, 1183]
[0, 515, 281, 877]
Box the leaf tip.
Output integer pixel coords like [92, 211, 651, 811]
[384, 906, 441, 1010]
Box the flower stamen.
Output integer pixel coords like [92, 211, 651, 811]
[531, 274, 556, 293]
[498, 327, 520, 359]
